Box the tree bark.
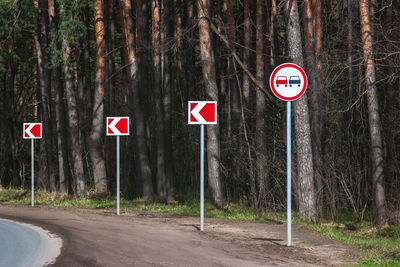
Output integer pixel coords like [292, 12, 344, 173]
[285, 0, 318, 222]
[197, 0, 224, 209]
[34, 0, 55, 191]
[162, 0, 173, 200]
[48, 0, 69, 193]
[227, 0, 241, 189]
[152, 0, 168, 202]
[359, 0, 386, 225]
[348, 0, 356, 102]
[119, 0, 154, 199]
[243, 0, 251, 104]
[255, 0, 268, 209]
[174, 0, 183, 86]
[302, 0, 323, 218]
[59, 3, 86, 197]
[271, 0, 279, 66]
[186, 1, 196, 99]
[89, 0, 108, 194]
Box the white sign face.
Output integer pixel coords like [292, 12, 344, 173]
[269, 63, 308, 101]
[23, 123, 42, 139]
[188, 101, 217, 125]
[106, 117, 130, 136]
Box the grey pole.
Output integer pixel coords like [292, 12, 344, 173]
[116, 135, 120, 216]
[31, 139, 34, 207]
[200, 124, 204, 231]
[287, 101, 292, 246]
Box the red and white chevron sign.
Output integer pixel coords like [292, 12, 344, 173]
[188, 101, 217, 125]
[107, 117, 130, 136]
[23, 123, 42, 139]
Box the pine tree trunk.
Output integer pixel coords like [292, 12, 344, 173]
[34, 0, 55, 191]
[302, 0, 323, 217]
[359, 0, 386, 225]
[186, 1, 196, 99]
[255, 0, 268, 209]
[119, 0, 154, 199]
[174, 0, 183, 88]
[60, 4, 86, 198]
[227, 0, 241, 190]
[48, 0, 69, 193]
[243, 0, 251, 104]
[152, 0, 168, 202]
[89, 0, 108, 194]
[162, 0, 173, 200]
[197, 0, 224, 209]
[285, 0, 317, 222]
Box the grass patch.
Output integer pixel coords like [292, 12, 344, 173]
[0, 187, 282, 223]
[307, 219, 400, 266]
[1, 187, 399, 266]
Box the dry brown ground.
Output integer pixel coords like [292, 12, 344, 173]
[0, 203, 358, 266]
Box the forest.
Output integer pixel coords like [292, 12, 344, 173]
[0, 0, 399, 226]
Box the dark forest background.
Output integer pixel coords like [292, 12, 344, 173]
[0, 0, 399, 225]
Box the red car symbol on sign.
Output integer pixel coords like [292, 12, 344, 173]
[276, 76, 288, 87]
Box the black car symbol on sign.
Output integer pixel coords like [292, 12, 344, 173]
[289, 76, 301, 87]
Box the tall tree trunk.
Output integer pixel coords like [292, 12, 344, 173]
[162, 0, 173, 200]
[119, 0, 154, 199]
[227, 0, 241, 189]
[106, 0, 116, 109]
[348, 0, 356, 102]
[34, 0, 55, 191]
[255, 0, 268, 209]
[186, 1, 196, 99]
[174, 0, 183, 88]
[197, 0, 224, 209]
[89, 0, 107, 194]
[271, 0, 279, 65]
[243, 0, 251, 104]
[302, 0, 323, 217]
[285, 0, 317, 222]
[152, 0, 168, 202]
[48, 0, 69, 193]
[60, 4, 86, 197]
[359, 0, 386, 225]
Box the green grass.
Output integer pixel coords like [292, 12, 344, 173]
[0, 187, 283, 223]
[1, 187, 399, 266]
[305, 219, 400, 266]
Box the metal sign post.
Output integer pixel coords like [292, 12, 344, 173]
[188, 101, 217, 231]
[116, 135, 120, 216]
[106, 117, 130, 216]
[287, 101, 292, 246]
[31, 139, 34, 207]
[200, 124, 205, 231]
[23, 122, 42, 207]
[269, 63, 308, 246]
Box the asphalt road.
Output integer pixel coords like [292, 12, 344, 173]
[0, 218, 61, 267]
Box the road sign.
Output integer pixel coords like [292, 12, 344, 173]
[270, 63, 309, 246]
[107, 117, 130, 136]
[23, 123, 42, 139]
[269, 63, 308, 101]
[188, 101, 217, 125]
[188, 100, 218, 231]
[23, 122, 42, 207]
[106, 116, 129, 216]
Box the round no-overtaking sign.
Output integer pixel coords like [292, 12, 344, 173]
[269, 63, 308, 101]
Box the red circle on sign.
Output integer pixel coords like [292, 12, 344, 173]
[269, 63, 308, 101]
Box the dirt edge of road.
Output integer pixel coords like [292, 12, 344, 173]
[0, 203, 359, 266]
